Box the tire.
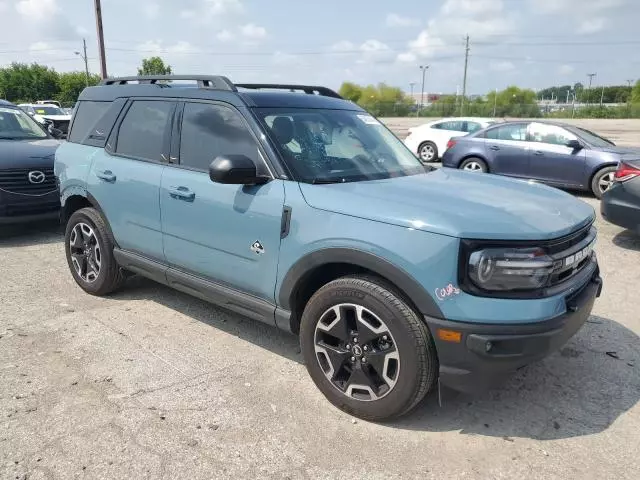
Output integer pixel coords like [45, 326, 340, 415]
[64, 207, 125, 296]
[418, 141, 438, 163]
[591, 166, 617, 199]
[299, 276, 438, 421]
[459, 157, 488, 173]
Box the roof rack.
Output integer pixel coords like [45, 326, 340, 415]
[99, 75, 237, 91]
[235, 83, 343, 99]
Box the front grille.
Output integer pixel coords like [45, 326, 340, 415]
[0, 168, 57, 195]
[52, 120, 70, 134]
[548, 226, 597, 287]
[4, 200, 60, 217]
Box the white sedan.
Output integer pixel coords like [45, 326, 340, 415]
[404, 117, 496, 162]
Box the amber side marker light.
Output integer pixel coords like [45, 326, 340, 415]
[437, 329, 462, 343]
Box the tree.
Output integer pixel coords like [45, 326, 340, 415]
[631, 80, 640, 104]
[56, 71, 101, 106]
[338, 82, 413, 116]
[137, 57, 172, 76]
[0, 63, 60, 103]
[338, 82, 362, 103]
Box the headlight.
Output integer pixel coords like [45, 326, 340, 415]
[467, 247, 554, 291]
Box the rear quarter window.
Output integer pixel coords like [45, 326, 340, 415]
[68, 101, 111, 144]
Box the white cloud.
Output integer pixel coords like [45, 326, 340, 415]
[577, 18, 606, 33]
[490, 60, 515, 72]
[239, 23, 267, 39]
[399, 0, 516, 61]
[386, 13, 420, 27]
[205, 0, 244, 16]
[29, 42, 53, 53]
[558, 64, 575, 75]
[135, 40, 194, 55]
[272, 51, 301, 66]
[0, 1, 7, 13]
[143, 2, 160, 19]
[216, 29, 234, 42]
[168, 41, 193, 53]
[331, 40, 356, 52]
[180, 9, 195, 19]
[16, 0, 58, 21]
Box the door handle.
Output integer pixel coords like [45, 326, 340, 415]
[95, 170, 116, 182]
[489, 145, 500, 151]
[533, 151, 544, 156]
[168, 186, 195, 201]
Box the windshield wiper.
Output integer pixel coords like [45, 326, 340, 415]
[311, 177, 346, 184]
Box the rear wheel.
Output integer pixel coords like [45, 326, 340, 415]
[300, 276, 438, 420]
[460, 157, 488, 173]
[418, 141, 438, 163]
[591, 166, 617, 199]
[64, 207, 125, 295]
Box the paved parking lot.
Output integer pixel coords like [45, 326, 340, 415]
[1, 194, 639, 479]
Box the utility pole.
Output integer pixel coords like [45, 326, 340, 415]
[461, 34, 470, 116]
[492, 88, 498, 117]
[627, 79, 634, 106]
[75, 39, 90, 86]
[419, 65, 428, 113]
[586, 73, 596, 105]
[94, 0, 108, 79]
[409, 82, 416, 116]
[599, 85, 605, 107]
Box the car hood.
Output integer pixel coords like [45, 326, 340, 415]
[0, 138, 60, 169]
[593, 145, 640, 155]
[299, 169, 595, 240]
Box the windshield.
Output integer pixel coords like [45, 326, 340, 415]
[573, 127, 615, 147]
[33, 105, 65, 116]
[255, 108, 426, 183]
[0, 107, 48, 139]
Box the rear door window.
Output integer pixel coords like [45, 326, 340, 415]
[115, 100, 174, 162]
[485, 123, 528, 141]
[68, 101, 111, 143]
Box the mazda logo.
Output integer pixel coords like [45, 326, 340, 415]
[28, 171, 45, 184]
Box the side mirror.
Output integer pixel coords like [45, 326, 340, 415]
[566, 139, 582, 150]
[209, 155, 269, 185]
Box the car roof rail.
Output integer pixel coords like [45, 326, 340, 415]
[235, 83, 343, 99]
[99, 75, 237, 91]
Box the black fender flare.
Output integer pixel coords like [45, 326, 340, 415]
[278, 248, 444, 319]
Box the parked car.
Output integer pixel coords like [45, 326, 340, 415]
[404, 117, 496, 162]
[55, 76, 602, 420]
[601, 158, 640, 233]
[0, 99, 61, 224]
[18, 103, 72, 137]
[36, 100, 62, 108]
[442, 120, 640, 198]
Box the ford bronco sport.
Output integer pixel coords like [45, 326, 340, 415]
[55, 75, 602, 420]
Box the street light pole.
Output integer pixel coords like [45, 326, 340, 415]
[419, 65, 428, 113]
[586, 73, 596, 105]
[493, 88, 498, 117]
[75, 39, 90, 86]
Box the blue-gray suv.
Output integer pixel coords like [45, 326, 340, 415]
[55, 76, 603, 420]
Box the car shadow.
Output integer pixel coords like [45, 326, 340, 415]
[612, 230, 640, 251]
[0, 221, 63, 248]
[112, 277, 639, 441]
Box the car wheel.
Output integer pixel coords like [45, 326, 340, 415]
[418, 141, 438, 163]
[460, 157, 488, 173]
[300, 276, 438, 420]
[591, 166, 617, 199]
[64, 207, 125, 296]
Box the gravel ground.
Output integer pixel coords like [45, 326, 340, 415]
[1, 196, 640, 479]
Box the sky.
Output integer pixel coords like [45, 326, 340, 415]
[0, 0, 638, 95]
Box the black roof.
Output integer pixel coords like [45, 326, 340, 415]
[79, 75, 363, 111]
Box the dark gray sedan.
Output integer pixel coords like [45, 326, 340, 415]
[602, 158, 640, 233]
[441, 120, 640, 198]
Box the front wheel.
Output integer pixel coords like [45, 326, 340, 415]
[64, 207, 125, 296]
[459, 157, 488, 173]
[591, 166, 617, 199]
[300, 276, 438, 420]
[418, 141, 438, 163]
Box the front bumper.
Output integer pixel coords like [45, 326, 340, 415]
[425, 270, 602, 393]
[601, 183, 640, 233]
[0, 190, 60, 225]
